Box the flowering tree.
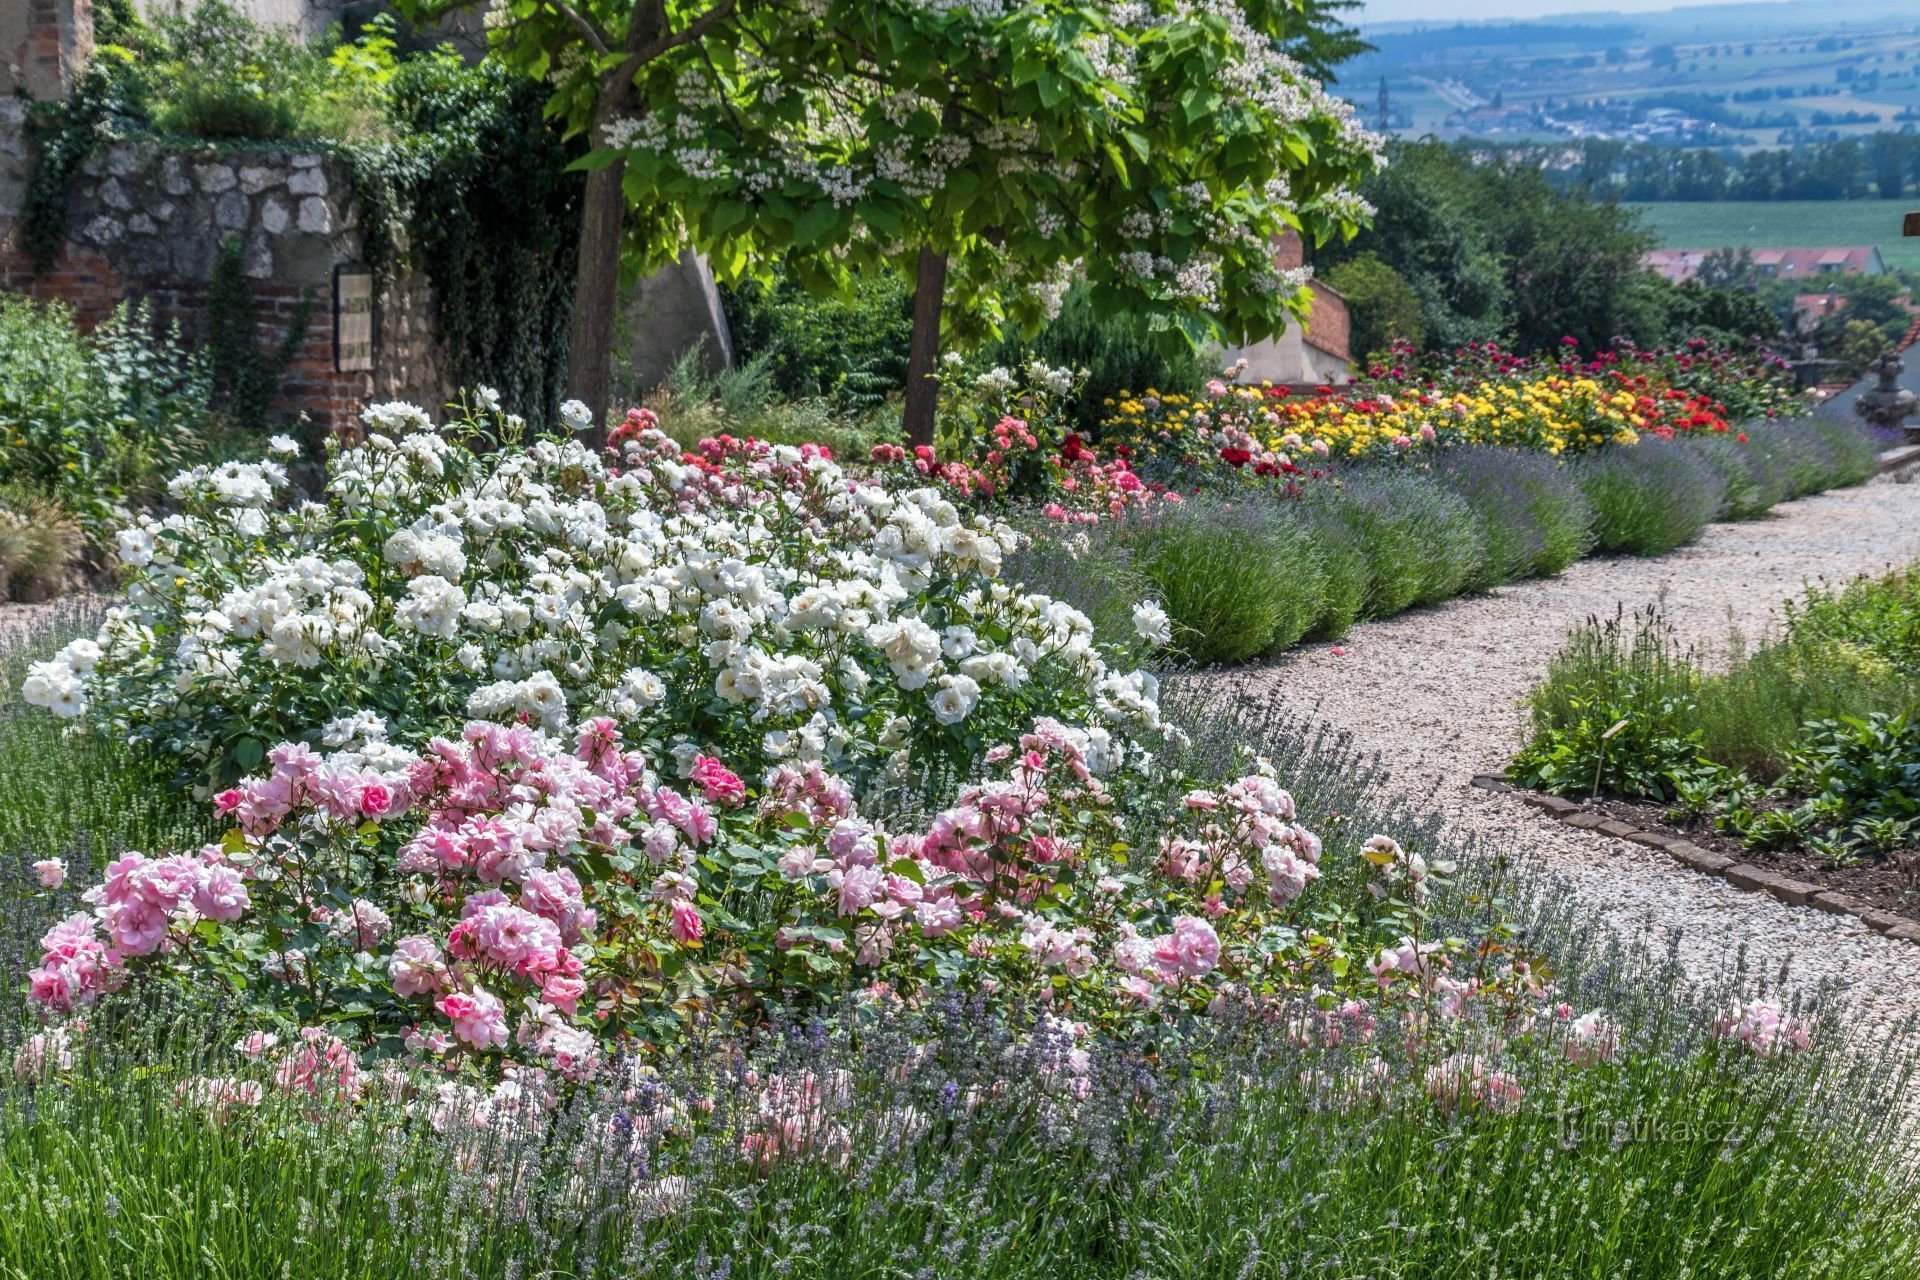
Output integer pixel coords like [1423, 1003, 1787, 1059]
[399, 0, 1383, 444]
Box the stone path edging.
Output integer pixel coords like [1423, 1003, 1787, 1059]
[1472, 774, 1920, 946]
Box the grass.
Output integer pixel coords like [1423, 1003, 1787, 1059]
[1633, 199, 1920, 272]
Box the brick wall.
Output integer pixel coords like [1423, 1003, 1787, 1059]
[0, 108, 449, 433]
[1304, 280, 1350, 364]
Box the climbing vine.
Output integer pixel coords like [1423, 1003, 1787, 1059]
[20, 45, 149, 271]
[346, 58, 582, 423]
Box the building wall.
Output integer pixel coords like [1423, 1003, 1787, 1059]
[1222, 280, 1353, 388]
[0, 104, 449, 432]
[4, 0, 92, 98]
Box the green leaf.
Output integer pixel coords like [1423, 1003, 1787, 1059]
[792, 201, 842, 247]
[231, 737, 265, 770]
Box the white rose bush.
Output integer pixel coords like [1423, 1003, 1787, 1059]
[28, 400, 1159, 793]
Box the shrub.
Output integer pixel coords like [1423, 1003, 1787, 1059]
[0, 296, 211, 541]
[986, 285, 1216, 433]
[1800, 417, 1883, 488]
[0, 488, 85, 602]
[22, 401, 1166, 802]
[1321, 251, 1426, 360]
[1790, 567, 1920, 668]
[2, 960, 1909, 1279]
[1510, 608, 1705, 800]
[1687, 433, 1780, 520]
[1313, 470, 1484, 617]
[720, 270, 912, 409]
[1296, 502, 1371, 638]
[4, 691, 1914, 1279]
[1693, 632, 1916, 778]
[1116, 496, 1325, 664]
[1573, 438, 1727, 556]
[1433, 447, 1593, 588]
[146, 1, 393, 142]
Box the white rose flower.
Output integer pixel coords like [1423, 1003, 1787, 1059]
[1132, 600, 1173, 648]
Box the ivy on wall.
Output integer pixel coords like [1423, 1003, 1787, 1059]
[347, 59, 583, 423]
[20, 47, 150, 271]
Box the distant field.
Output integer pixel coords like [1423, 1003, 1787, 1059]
[1633, 200, 1920, 271]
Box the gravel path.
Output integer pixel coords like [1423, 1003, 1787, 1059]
[1237, 475, 1920, 1029]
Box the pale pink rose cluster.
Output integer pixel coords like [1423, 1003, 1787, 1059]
[214, 740, 422, 837]
[1173, 773, 1324, 911]
[1713, 998, 1812, 1058]
[93, 849, 252, 955]
[27, 913, 125, 1012]
[1424, 1052, 1526, 1115]
[28, 844, 253, 1012]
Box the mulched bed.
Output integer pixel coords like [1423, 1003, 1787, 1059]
[1583, 794, 1920, 926]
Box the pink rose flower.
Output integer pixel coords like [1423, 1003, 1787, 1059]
[670, 899, 704, 947]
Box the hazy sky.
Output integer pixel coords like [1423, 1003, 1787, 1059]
[1359, 0, 1758, 24]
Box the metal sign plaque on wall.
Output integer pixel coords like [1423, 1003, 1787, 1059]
[333, 264, 374, 372]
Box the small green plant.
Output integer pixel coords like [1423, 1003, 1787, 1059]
[1509, 607, 1704, 801]
[0, 296, 211, 542]
[1781, 712, 1920, 839]
[1119, 496, 1325, 664]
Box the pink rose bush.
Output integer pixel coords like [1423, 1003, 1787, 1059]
[25, 704, 1516, 1077]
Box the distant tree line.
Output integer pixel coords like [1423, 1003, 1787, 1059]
[1474, 133, 1920, 202]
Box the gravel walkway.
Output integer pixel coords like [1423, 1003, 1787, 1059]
[1238, 475, 1920, 1029]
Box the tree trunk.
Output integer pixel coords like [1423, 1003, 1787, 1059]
[565, 0, 667, 438]
[901, 243, 949, 448]
[567, 139, 629, 438]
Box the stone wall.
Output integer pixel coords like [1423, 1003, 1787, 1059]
[0, 109, 449, 432]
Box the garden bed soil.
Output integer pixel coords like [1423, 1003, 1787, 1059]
[1583, 794, 1920, 925]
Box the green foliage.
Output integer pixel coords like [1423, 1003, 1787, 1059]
[145, 1, 394, 141]
[1781, 713, 1920, 839]
[1320, 141, 1508, 351]
[0, 610, 214, 870]
[1790, 567, 1920, 668]
[1433, 447, 1595, 588]
[0, 296, 211, 542]
[1826, 318, 1894, 382]
[205, 238, 311, 433]
[529, 0, 1382, 360]
[1118, 497, 1327, 664]
[1662, 280, 1786, 346]
[984, 286, 1216, 433]
[720, 272, 912, 409]
[1323, 139, 1696, 357]
[20, 46, 150, 271]
[348, 57, 582, 423]
[1574, 439, 1727, 556]
[1317, 469, 1485, 617]
[1321, 252, 1425, 362]
[645, 346, 895, 458]
[1512, 573, 1920, 849]
[1510, 608, 1705, 800]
